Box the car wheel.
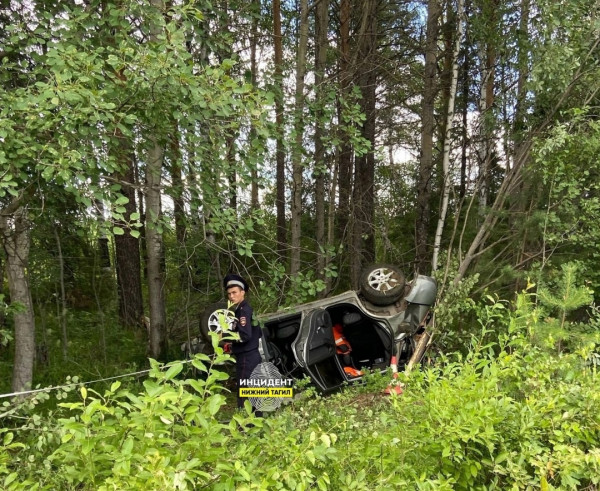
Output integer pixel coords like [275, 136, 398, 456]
[200, 301, 236, 344]
[360, 263, 406, 306]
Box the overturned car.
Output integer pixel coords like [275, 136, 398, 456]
[193, 264, 437, 392]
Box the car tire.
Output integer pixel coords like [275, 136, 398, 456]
[360, 263, 406, 306]
[200, 301, 235, 344]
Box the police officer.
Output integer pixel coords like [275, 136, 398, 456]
[223, 273, 262, 410]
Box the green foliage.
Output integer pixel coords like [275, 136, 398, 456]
[432, 256, 480, 353]
[2, 287, 600, 489]
[538, 262, 594, 329]
[0, 294, 18, 347]
[253, 259, 334, 313]
[533, 115, 600, 292]
[525, 263, 597, 357]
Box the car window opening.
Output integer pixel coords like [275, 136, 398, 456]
[264, 316, 302, 378]
[263, 303, 395, 390]
[327, 304, 392, 374]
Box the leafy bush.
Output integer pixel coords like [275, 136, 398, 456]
[1, 289, 599, 489]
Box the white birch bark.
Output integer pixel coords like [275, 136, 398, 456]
[431, 0, 465, 272]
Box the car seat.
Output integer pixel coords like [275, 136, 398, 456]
[333, 320, 363, 378]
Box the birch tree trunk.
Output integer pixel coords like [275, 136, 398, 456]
[0, 205, 36, 393]
[290, 0, 309, 276]
[431, 0, 465, 272]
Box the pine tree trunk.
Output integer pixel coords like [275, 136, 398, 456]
[290, 0, 309, 276]
[250, 0, 260, 209]
[349, 0, 378, 289]
[460, 3, 470, 200]
[415, 0, 441, 274]
[514, 0, 530, 139]
[273, 0, 287, 261]
[113, 149, 144, 328]
[476, 0, 498, 217]
[337, 0, 352, 277]
[314, 0, 329, 286]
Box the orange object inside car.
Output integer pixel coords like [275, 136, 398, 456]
[333, 323, 363, 377]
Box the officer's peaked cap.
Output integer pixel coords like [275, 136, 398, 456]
[224, 273, 248, 292]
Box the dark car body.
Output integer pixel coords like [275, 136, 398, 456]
[258, 274, 437, 392]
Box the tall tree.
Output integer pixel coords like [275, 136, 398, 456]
[350, 0, 378, 287]
[273, 0, 287, 260]
[475, 0, 499, 217]
[145, 0, 168, 362]
[415, 0, 442, 274]
[290, 0, 309, 275]
[432, 0, 466, 271]
[145, 139, 167, 360]
[0, 203, 35, 393]
[314, 0, 329, 285]
[337, 0, 353, 274]
[112, 146, 144, 329]
[249, 0, 261, 209]
[105, 1, 145, 329]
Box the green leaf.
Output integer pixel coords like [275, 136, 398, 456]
[3, 432, 14, 445]
[112, 226, 125, 235]
[164, 363, 183, 380]
[4, 473, 18, 487]
[143, 380, 163, 398]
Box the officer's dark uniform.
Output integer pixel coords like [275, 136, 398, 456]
[224, 274, 262, 409]
[232, 298, 262, 408]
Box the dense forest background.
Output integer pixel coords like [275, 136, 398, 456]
[1, 0, 600, 488]
[0, 0, 598, 396]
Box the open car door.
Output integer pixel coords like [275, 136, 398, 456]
[292, 309, 345, 392]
